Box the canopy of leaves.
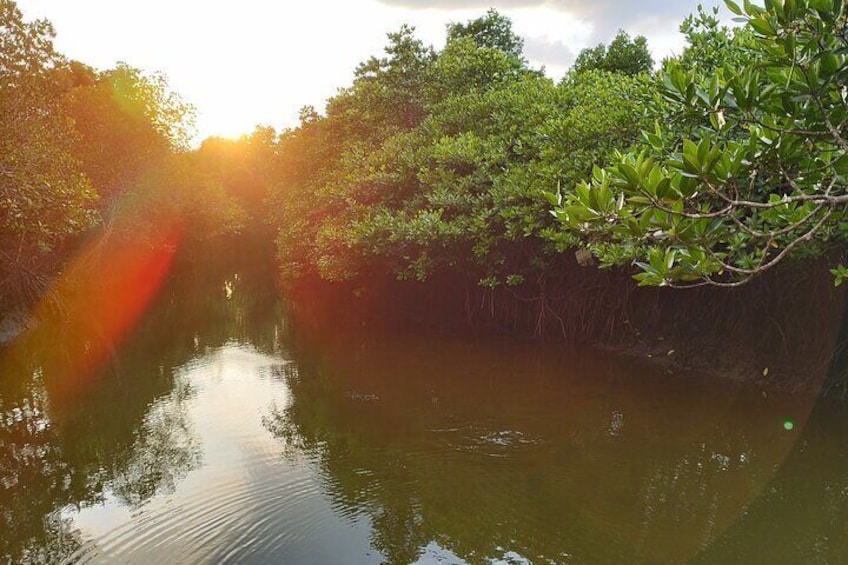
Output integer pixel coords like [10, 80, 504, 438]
[61, 63, 195, 207]
[0, 0, 97, 256]
[446, 8, 524, 58]
[266, 11, 651, 289]
[549, 0, 848, 288]
[572, 31, 654, 76]
[1, 0, 242, 304]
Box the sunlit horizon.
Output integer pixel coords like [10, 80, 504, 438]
[15, 0, 724, 141]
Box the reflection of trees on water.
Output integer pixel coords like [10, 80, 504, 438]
[267, 331, 848, 564]
[691, 402, 848, 564]
[0, 245, 282, 563]
[0, 354, 201, 563]
[0, 379, 89, 564]
[4, 241, 848, 564]
[110, 376, 200, 507]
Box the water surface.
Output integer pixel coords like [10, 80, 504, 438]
[1, 268, 845, 564]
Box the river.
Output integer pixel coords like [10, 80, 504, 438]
[1, 264, 846, 564]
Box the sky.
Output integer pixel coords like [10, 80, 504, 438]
[15, 0, 725, 142]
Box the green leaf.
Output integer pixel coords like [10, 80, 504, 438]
[725, 0, 743, 15]
[749, 18, 775, 37]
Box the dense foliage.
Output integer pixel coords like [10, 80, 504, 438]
[263, 1, 846, 295]
[0, 1, 96, 268]
[551, 0, 848, 287]
[4, 0, 847, 315]
[0, 0, 248, 306]
[572, 30, 654, 76]
[267, 13, 653, 291]
[60, 62, 193, 208]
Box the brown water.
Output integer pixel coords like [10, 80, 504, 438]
[1, 267, 846, 564]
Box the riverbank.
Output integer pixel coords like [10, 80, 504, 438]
[3, 245, 842, 395]
[284, 257, 845, 394]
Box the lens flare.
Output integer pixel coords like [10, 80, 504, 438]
[5, 218, 182, 404]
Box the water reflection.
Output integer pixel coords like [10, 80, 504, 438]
[692, 401, 848, 564]
[266, 327, 822, 564]
[0, 373, 87, 564]
[0, 251, 283, 563]
[0, 255, 845, 563]
[0, 327, 205, 562]
[109, 375, 199, 507]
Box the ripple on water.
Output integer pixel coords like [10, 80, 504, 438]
[59, 345, 356, 565]
[65, 448, 333, 564]
[428, 424, 543, 458]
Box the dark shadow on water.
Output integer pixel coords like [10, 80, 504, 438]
[267, 317, 846, 564]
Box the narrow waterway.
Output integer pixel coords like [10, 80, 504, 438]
[1, 265, 845, 564]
